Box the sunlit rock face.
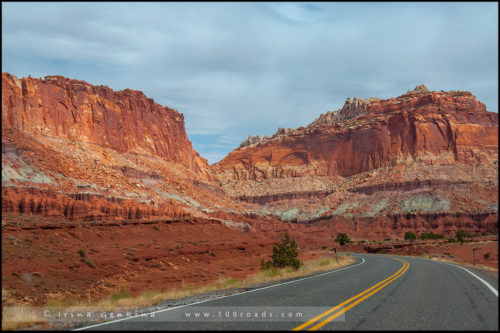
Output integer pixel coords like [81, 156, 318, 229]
[215, 86, 497, 181]
[1, 73, 234, 222]
[2, 73, 209, 176]
[213, 85, 497, 229]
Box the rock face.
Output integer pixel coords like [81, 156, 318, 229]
[2, 186, 188, 221]
[310, 96, 381, 126]
[2, 73, 209, 175]
[214, 86, 498, 234]
[215, 87, 497, 181]
[1, 73, 239, 222]
[407, 84, 430, 94]
[1, 74, 497, 236]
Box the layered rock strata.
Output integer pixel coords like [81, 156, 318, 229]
[2, 73, 238, 221]
[215, 86, 497, 181]
[2, 73, 209, 176]
[214, 86, 498, 229]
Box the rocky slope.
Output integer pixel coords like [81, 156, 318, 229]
[2, 75, 497, 231]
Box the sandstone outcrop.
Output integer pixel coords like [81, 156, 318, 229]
[2, 73, 239, 222]
[214, 86, 498, 232]
[215, 87, 497, 181]
[2, 186, 188, 221]
[2, 73, 209, 176]
[2, 74, 497, 234]
[309, 96, 382, 126]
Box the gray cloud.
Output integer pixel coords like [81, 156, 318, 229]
[2, 2, 497, 163]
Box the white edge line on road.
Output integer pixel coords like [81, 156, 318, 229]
[444, 262, 498, 297]
[73, 256, 366, 330]
[392, 254, 498, 297]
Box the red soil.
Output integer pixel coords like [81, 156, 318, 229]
[3, 212, 496, 308]
[1, 213, 340, 306]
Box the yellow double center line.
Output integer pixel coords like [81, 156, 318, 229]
[293, 257, 409, 331]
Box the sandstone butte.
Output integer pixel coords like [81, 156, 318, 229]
[1, 72, 232, 222]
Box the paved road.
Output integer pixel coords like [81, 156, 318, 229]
[76, 253, 498, 330]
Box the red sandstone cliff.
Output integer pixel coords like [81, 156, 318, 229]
[1, 73, 240, 222]
[2, 73, 209, 176]
[213, 85, 497, 230]
[1, 75, 497, 232]
[214, 86, 498, 181]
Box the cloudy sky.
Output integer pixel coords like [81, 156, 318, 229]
[2, 2, 498, 164]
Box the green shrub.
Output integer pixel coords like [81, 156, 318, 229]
[77, 249, 87, 257]
[456, 230, 465, 238]
[261, 259, 271, 270]
[484, 253, 490, 259]
[455, 230, 473, 239]
[83, 258, 96, 268]
[418, 232, 444, 240]
[404, 231, 416, 242]
[322, 245, 328, 250]
[335, 233, 350, 246]
[261, 232, 301, 270]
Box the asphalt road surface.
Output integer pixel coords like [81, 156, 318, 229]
[76, 253, 498, 330]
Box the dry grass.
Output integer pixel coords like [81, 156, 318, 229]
[1, 305, 48, 331]
[2, 255, 355, 329]
[90, 254, 355, 309]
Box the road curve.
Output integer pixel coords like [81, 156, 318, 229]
[76, 253, 498, 330]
